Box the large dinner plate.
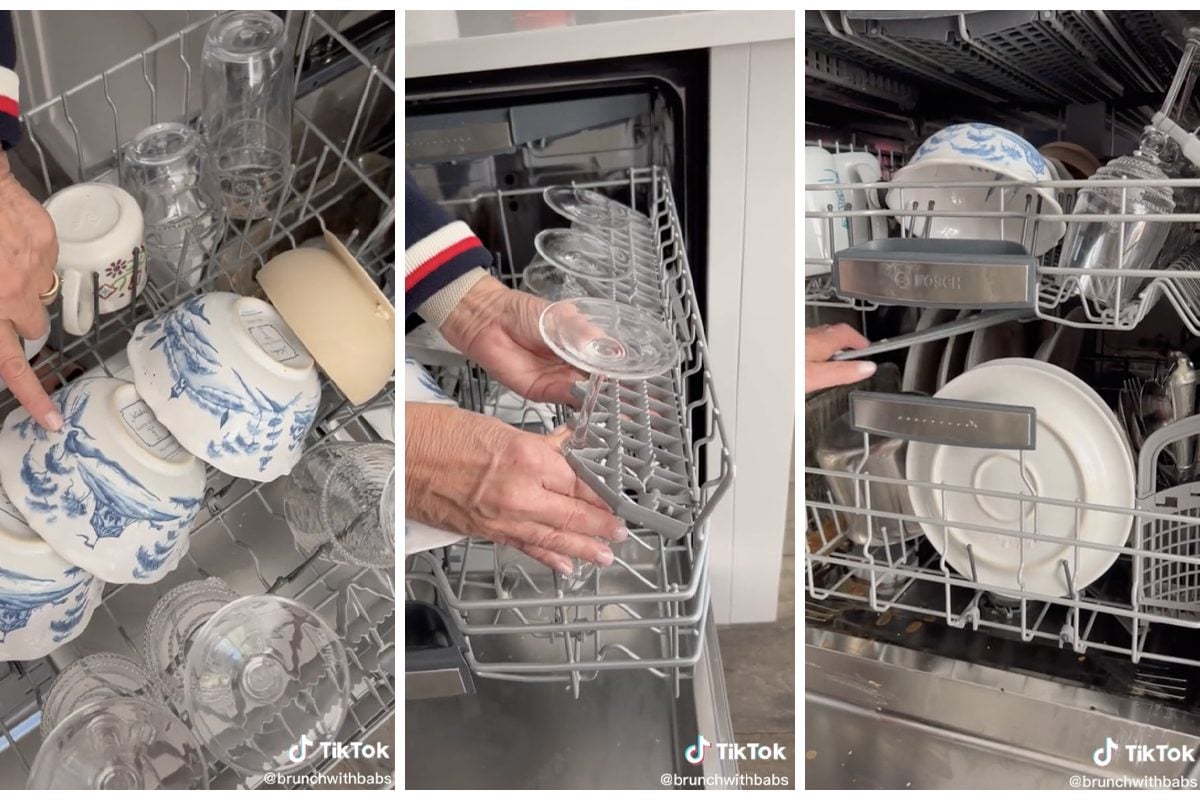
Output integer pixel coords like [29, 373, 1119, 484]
[901, 307, 958, 395]
[906, 357, 1134, 597]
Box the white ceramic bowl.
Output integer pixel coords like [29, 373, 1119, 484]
[127, 292, 321, 480]
[0, 481, 104, 660]
[885, 123, 1066, 256]
[0, 377, 207, 585]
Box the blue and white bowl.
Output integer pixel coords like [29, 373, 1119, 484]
[885, 123, 1066, 256]
[0, 482, 104, 660]
[127, 292, 322, 481]
[0, 377, 206, 585]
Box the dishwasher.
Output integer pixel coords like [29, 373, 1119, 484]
[0, 11, 396, 788]
[806, 10, 1200, 791]
[403, 49, 740, 789]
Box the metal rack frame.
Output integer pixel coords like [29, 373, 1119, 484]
[405, 168, 731, 699]
[0, 11, 396, 789]
[804, 173, 1200, 334]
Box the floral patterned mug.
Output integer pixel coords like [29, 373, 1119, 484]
[44, 183, 147, 336]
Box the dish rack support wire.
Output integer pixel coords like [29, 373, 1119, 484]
[804, 394, 1200, 671]
[0, 11, 396, 789]
[404, 167, 733, 699]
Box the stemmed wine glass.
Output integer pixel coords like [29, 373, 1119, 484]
[29, 697, 208, 790]
[538, 297, 678, 588]
[520, 228, 633, 300]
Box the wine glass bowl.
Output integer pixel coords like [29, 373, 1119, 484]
[534, 228, 634, 282]
[41, 652, 162, 738]
[182, 594, 350, 775]
[29, 697, 208, 790]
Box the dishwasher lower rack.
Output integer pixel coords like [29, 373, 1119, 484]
[804, 172, 1200, 332]
[405, 169, 730, 698]
[804, 411, 1200, 674]
[0, 11, 397, 789]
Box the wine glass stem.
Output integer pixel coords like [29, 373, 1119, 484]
[570, 373, 604, 449]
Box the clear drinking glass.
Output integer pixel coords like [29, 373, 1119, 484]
[122, 122, 226, 298]
[201, 10, 293, 221]
[143, 578, 239, 703]
[40, 652, 162, 738]
[283, 442, 396, 569]
[183, 595, 350, 775]
[538, 297, 678, 589]
[542, 186, 655, 241]
[29, 697, 208, 790]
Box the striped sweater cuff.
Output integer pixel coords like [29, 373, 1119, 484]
[0, 67, 18, 150]
[405, 219, 492, 322]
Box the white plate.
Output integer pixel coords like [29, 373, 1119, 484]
[965, 320, 1027, 369]
[901, 308, 958, 394]
[936, 311, 972, 390]
[906, 358, 1134, 597]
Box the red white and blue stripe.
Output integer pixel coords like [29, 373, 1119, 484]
[404, 172, 492, 320]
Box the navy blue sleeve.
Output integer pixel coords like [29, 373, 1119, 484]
[404, 171, 493, 319]
[0, 12, 19, 151]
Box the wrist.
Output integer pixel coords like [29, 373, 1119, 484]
[439, 274, 510, 353]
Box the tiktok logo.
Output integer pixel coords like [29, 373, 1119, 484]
[684, 735, 712, 765]
[288, 734, 315, 764]
[1093, 737, 1120, 767]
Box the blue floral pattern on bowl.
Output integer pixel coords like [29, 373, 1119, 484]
[128, 294, 322, 481]
[0, 564, 104, 659]
[910, 123, 1053, 182]
[0, 378, 206, 585]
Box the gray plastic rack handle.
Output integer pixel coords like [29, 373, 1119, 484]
[849, 391, 1037, 450]
[829, 308, 1032, 361]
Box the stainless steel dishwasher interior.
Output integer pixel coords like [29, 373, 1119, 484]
[405, 62, 737, 788]
[806, 9, 1200, 791]
[0, 11, 397, 788]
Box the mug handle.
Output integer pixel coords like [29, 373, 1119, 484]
[59, 270, 95, 337]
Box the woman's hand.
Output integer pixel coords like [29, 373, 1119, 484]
[0, 151, 61, 430]
[440, 275, 585, 406]
[406, 402, 627, 574]
[806, 323, 876, 394]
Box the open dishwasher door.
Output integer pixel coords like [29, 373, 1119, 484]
[806, 8, 1200, 792]
[403, 32, 744, 790]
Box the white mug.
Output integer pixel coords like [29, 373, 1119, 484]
[831, 150, 888, 246]
[805, 146, 847, 276]
[44, 184, 146, 336]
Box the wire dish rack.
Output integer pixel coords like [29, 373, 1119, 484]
[405, 168, 732, 698]
[0, 11, 396, 789]
[804, 172, 1200, 334]
[804, 387, 1200, 674]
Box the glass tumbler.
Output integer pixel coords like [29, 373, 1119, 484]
[40, 652, 162, 738]
[29, 697, 208, 790]
[183, 595, 350, 775]
[143, 578, 239, 704]
[201, 10, 293, 220]
[284, 442, 396, 569]
[122, 122, 226, 298]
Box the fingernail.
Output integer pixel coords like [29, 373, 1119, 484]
[45, 410, 64, 432]
[614, 526, 630, 542]
[596, 549, 614, 567]
[557, 559, 575, 576]
[855, 361, 877, 379]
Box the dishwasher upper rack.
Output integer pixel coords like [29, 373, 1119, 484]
[804, 173, 1200, 333]
[0, 11, 397, 789]
[804, 402, 1200, 673]
[404, 170, 724, 698]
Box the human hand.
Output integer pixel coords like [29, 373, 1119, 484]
[0, 151, 61, 430]
[405, 402, 627, 574]
[806, 323, 876, 394]
[440, 275, 585, 405]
